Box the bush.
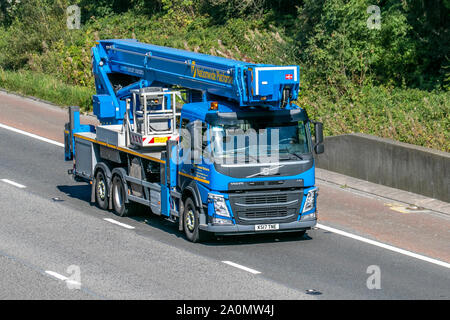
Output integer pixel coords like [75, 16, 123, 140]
[295, 0, 450, 89]
[299, 83, 450, 152]
[0, 1, 448, 152]
[0, 0, 70, 70]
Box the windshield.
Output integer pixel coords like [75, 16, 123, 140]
[210, 120, 311, 164]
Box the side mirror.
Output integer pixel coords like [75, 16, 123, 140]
[313, 121, 324, 154]
[315, 143, 324, 154]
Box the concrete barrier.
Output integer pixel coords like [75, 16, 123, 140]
[315, 133, 450, 203]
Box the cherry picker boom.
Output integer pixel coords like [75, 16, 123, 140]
[65, 39, 324, 242]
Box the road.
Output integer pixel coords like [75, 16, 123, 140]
[0, 91, 449, 299]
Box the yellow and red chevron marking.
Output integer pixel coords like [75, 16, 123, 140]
[142, 136, 171, 144]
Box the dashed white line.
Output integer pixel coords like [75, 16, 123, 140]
[104, 218, 135, 229]
[316, 223, 450, 270]
[1, 179, 26, 189]
[222, 261, 262, 274]
[45, 270, 68, 281]
[0, 123, 64, 148]
[45, 270, 81, 287]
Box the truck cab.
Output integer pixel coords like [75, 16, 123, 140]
[177, 100, 321, 241]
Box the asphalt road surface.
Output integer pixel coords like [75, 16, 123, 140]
[0, 124, 449, 300]
[0, 91, 449, 300]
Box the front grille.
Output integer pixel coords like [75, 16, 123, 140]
[228, 189, 302, 225]
[237, 207, 290, 220]
[244, 194, 288, 205]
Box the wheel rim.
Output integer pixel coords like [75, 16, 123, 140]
[113, 182, 123, 210]
[97, 179, 106, 201]
[186, 207, 195, 232]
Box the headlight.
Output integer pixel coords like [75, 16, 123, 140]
[212, 217, 233, 225]
[208, 193, 231, 218]
[302, 189, 317, 213]
[302, 212, 316, 220]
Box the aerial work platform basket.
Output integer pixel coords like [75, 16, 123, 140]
[126, 87, 180, 148]
[94, 87, 180, 149]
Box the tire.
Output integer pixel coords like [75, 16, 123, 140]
[95, 170, 109, 210]
[112, 175, 131, 217]
[183, 197, 205, 243]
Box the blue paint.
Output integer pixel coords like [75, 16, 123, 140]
[70, 40, 319, 236]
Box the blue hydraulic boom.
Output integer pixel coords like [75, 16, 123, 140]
[91, 39, 300, 124]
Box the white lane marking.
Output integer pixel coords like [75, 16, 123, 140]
[45, 270, 68, 281]
[104, 218, 135, 230]
[222, 261, 262, 274]
[45, 270, 81, 286]
[1, 179, 26, 189]
[3, 123, 450, 270]
[0, 123, 64, 148]
[316, 223, 450, 270]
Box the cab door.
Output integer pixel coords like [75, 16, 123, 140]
[178, 117, 208, 186]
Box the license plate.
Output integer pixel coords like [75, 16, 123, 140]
[255, 224, 279, 231]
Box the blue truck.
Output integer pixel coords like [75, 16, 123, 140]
[65, 39, 324, 242]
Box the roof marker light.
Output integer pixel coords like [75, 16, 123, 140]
[209, 101, 218, 110]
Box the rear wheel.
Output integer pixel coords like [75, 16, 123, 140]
[112, 175, 132, 217]
[95, 170, 108, 210]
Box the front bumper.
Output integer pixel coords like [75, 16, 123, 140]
[199, 218, 317, 236]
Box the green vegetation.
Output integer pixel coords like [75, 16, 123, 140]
[302, 84, 449, 151]
[0, 68, 94, 110]
[0, 0, 449, 151]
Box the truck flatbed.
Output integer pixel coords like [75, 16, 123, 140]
[74, 131, 165, 164]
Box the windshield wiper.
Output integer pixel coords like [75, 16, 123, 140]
[290, 152, 304, 160]
[219, 148, 259, 163]
[280, 147, 304, 160]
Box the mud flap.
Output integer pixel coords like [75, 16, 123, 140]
[91, 177, 96, 204]
[178, 198, 184, 231]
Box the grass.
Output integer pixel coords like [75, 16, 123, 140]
[0, 68, 448, 152]
[0, 69, 94, 111]
[300, 83, 450, 152]
[0, 10, 448, 152]
[0, 5, 450, 152]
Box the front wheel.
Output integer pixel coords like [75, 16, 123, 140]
[183, 197, 206, 243]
